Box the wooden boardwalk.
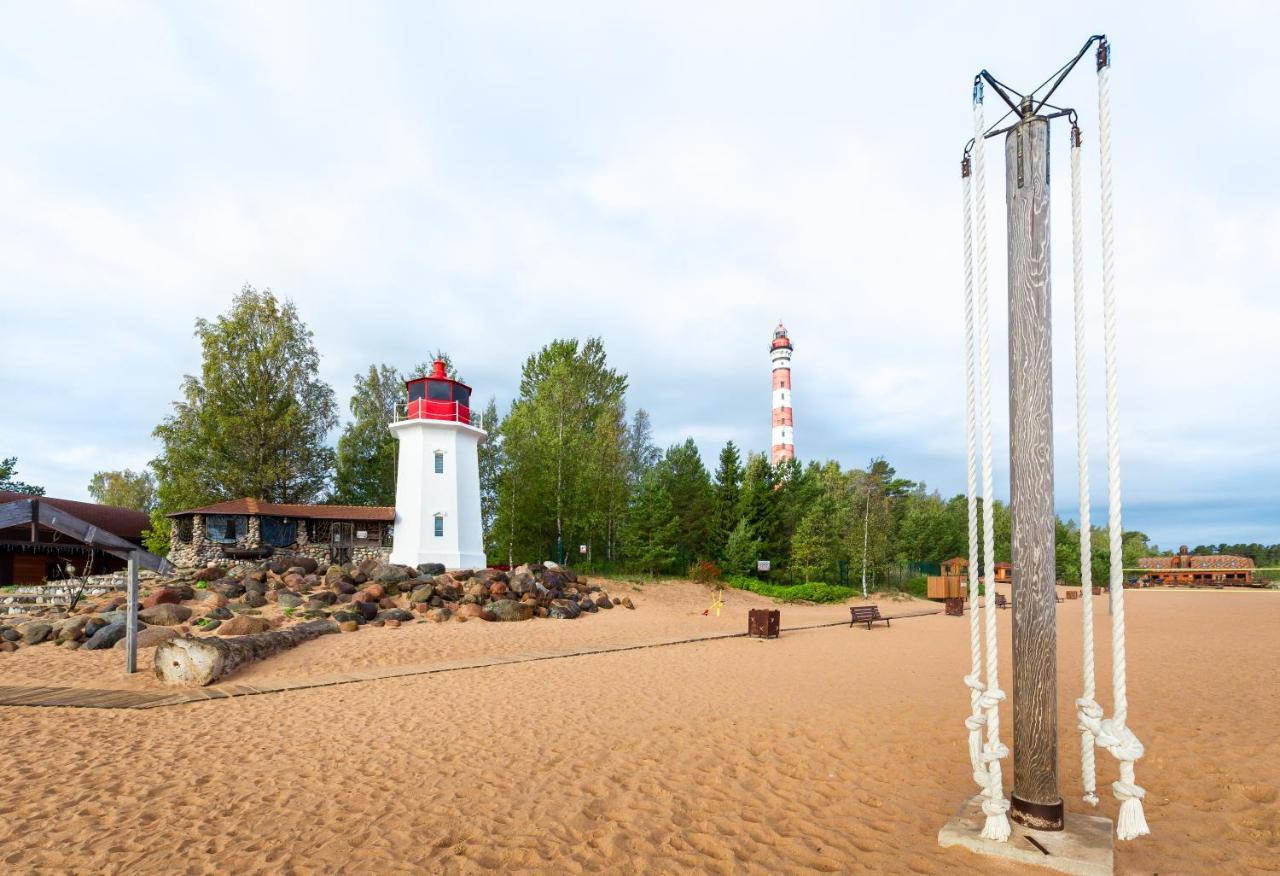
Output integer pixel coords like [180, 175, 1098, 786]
[0, 608, 940, 711]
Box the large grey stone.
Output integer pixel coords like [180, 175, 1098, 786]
[83, 621, 127, 650]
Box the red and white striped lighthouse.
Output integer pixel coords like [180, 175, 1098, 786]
[770, 322, 795, 464]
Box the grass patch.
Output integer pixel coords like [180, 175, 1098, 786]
[723, 575, 859, 604]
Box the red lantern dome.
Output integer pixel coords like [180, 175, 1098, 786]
[403, 360, 473, 424]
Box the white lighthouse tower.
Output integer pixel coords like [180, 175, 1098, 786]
[389, 360, 487, 570]
[770, 322, 795, 465]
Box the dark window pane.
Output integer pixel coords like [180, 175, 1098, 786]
[452, 384, 470, 406]
[408, 381, 425, 401]
[427, 381, 451, 401]
[261, 516, 297, 547]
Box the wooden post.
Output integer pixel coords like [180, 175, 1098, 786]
[1005, 113, 1064, 830]
[125, 551, 139, 674]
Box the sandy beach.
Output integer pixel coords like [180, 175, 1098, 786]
[1, 581, 1277, 874]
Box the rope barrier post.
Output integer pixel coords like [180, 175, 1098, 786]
[1004, 102, 1064, 831]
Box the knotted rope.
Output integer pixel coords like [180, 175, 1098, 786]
[970, 80, 1011, 843]
[1096, 39, 1149, 841]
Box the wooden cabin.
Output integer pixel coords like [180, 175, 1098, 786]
[166, 498, 395, 568]
[1138, 546, 1256, 586]
[993, 562, 1012, 585]
[927, 557, 969, 599]
[0, 491, 151, 585]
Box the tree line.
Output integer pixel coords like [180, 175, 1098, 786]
[20, 286, 1255, 585]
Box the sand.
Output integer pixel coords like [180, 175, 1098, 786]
[0, 582, 1277, 874]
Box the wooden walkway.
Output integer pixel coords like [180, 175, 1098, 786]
[0, 607, 941, 711]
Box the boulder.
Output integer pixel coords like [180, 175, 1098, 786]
[448, 569, 475, 582]
[59, 639, 81, 650]
[622, 597, 635, 610]
[307, 590, 337, 606]
[508, 571, 538, 595]
[244, 569, 268, 584]
[456, 603, 485, 619]
[427, 607, 451, 623]
[282, 572, 305, 591]
[474, 568, 509, 584]
[116, 627, 178, 649]
[194, 590, 229, 607]
[0, 628, 17, 643]
[0, 640, 17, 653]
[410, 586, 435, 604]
[267, 557, 293, 575]
[376, 608, 414, 623]
[594, 596, 614, 610]
[141, 588, 182, 609]
[277, 592, 305, 610]
[542, 569, 569, 589]
[352, 600, 379, 622]
[292, 556, 319, 574]
[333, 610, 361, 625]
[20, 622, 53, 646]
[371, 564, 408, 586]
[139, 604, 192, 626]
[339, 620, 360, 633]
[204, 606, 233, 621]
[83, 621, 127, 650]
[331, 579, 357, 595]
[489, 581, 510, 599]
[241, 591, 267, 608]
[193, 565, 225, 582]
[299, 574, 319, 593]
[218, 615, 271, 636]
[417, 562, 446, 576]
[212, 579, 246, 599]
[487, 599, 534, 622]
[549, 599, 581, 620]
[579, 599, 597, 614]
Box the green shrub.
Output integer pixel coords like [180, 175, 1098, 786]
[723, 575, 858, 604]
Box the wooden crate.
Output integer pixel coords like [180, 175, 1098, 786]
[927, 575, 965, 599]
[748, 608, 780, 639]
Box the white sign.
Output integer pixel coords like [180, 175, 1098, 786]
[757, 560, 771, 572]
[356, 530, 368, 540]
[579, 544, 588, 555]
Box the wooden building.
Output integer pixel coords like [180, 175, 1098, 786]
[927, 557, 969, 599]
[166, 498, 395, 568]
[0, 491, 153, 585]
[1138, 546, 1256, 586]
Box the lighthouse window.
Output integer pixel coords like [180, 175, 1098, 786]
[434, 515, 444, 537]
[427, 381, 451, 402]
[452, 384, 470, 406]
[408, 381, 425, 402]
[434, 451, 444, 474]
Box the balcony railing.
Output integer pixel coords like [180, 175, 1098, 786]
[393, 401, 486, 430]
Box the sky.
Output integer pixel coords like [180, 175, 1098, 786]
[1, 1, 1276, 550]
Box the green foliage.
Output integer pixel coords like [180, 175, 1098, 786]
[709, 441, 743, 558]
[654, 438, 714, 568]
[689, 560, 721, 583]
[0, 457, 43, 495]
[87, 468, 157, 512]
[332, 364, 402, 506]
[622, 469, 680, 575]
[149, 286, 338, 555]
[723, 574, 858, 604]
[721, 518, 762, 577]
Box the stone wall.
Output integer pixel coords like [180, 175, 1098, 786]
[167, 512, 390, 570]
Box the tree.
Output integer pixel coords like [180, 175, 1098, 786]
[86, 469, 157, 512]
[0, 457, 43, 495]
[332, 364, 402, 506]
[709, 441, 743, 558]
[622, 469, 680, 575]
[721, 518, 763, 577]
[626, 409, 659, 484]
[149, 285, 338, 553]
[792, 497, 845, 583]
[655, 438, 714, 567]
[476, 396, 502, 547]
[737, 452, 780, 568]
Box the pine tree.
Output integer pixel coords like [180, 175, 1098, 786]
[656, 438, 714, 568]
[622, 470, 680, 575]
[709, 441, 743, 559]
[737, 452, 780, 569]
[721, 518, 762, 577]
[0, 457, 44, 496]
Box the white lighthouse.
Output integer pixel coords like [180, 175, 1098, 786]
[770, 322, 795, 464]
[389, 360, 487, 570]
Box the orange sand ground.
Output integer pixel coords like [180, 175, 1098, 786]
[0, 581, 1277, 874]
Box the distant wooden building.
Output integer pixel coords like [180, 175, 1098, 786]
[1138, 546, 1256, 586]
[928, 557, 970, 599]
[166, 498, 394, 568]
[0, 491, 156, 585]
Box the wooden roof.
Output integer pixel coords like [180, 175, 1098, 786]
[0, 490, 149, 542]
[167, 497, 394, 523]
[1139, 555, 1255, 570]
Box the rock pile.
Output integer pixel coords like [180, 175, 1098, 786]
[0, 559, 634, 655]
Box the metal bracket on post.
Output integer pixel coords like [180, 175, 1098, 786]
[125, 551, 139, 674]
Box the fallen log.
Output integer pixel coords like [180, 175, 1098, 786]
[153, 619, 338, 687]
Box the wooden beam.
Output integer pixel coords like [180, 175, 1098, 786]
[0, 499, 34, 531]
[1005, 116, 1063, 831]
[34, 503, 173, 574]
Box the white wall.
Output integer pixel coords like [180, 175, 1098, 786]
[389, 419, 487, 570]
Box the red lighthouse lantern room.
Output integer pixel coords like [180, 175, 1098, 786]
[404, 360, 472, 424]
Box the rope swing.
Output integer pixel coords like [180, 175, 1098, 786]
[957, 35, 1148, 843]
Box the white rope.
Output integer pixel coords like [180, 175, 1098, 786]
[960, 161, 988, 797]
[971, 82, 1011, 842]
[1069, 127, 1100, 807]
[1095, 44, 1150, 841]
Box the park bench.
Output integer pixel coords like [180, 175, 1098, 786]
[995, 593, 1012, 610]
[849, 605, 890, 630]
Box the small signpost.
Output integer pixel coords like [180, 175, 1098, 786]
[756, 559, 771, 572]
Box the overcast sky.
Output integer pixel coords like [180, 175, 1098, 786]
[2, 2, 1276, 549]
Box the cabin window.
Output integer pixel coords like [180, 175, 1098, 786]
[434, 451, 445, 474]
[260, 516, 297, 548]
[427, 381, 451, 401]
[206, 515, 244, 544]
[434, 515, 444, 537]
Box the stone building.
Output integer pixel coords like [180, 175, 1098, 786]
[167, 498, 393, 568]
[1138, 546, 1256, 586]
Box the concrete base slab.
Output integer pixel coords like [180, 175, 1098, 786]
[938, 796, 1113, 876]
